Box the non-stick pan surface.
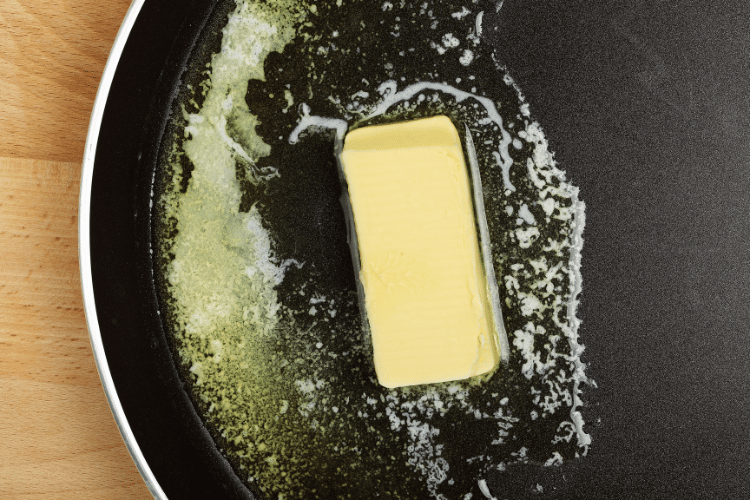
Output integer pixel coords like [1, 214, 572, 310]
[81, 1, 750, 498]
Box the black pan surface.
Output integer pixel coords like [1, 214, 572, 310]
[85, 0, 750, 498]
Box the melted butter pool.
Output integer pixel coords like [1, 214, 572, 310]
[155, 1, 591, 499]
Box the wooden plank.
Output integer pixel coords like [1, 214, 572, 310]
[0, 0, 133, 162]
[0, 380, 151, 499]
[0, 157, 151, 498]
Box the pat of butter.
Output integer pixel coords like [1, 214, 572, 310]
[340, 116, 507, 388]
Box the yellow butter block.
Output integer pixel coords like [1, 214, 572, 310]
[340, 116, 506, 388]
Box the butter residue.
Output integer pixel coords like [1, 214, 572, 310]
[157, 2, 309, 495]
[163, 2, 300, 342]
[156, 1, 592, 499]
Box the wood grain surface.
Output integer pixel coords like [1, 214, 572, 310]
[1, 0, 153, 498]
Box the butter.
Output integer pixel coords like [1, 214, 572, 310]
[340, 116, 507, 388]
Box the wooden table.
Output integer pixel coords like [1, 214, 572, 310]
[1, 1, 153, 497]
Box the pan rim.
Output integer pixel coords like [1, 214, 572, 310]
[78, 0, 167, 498]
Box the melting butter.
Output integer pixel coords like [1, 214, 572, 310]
[340, 116, 507, 388]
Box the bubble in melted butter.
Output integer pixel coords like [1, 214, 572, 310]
[155, 1, 591, 499]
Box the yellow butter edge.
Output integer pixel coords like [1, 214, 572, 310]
[332, 133, 374, 364]
[342, 115, 459, 151]
[463, 124, 510, 366]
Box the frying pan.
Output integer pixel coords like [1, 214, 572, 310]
[80, 0, 750, 498]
